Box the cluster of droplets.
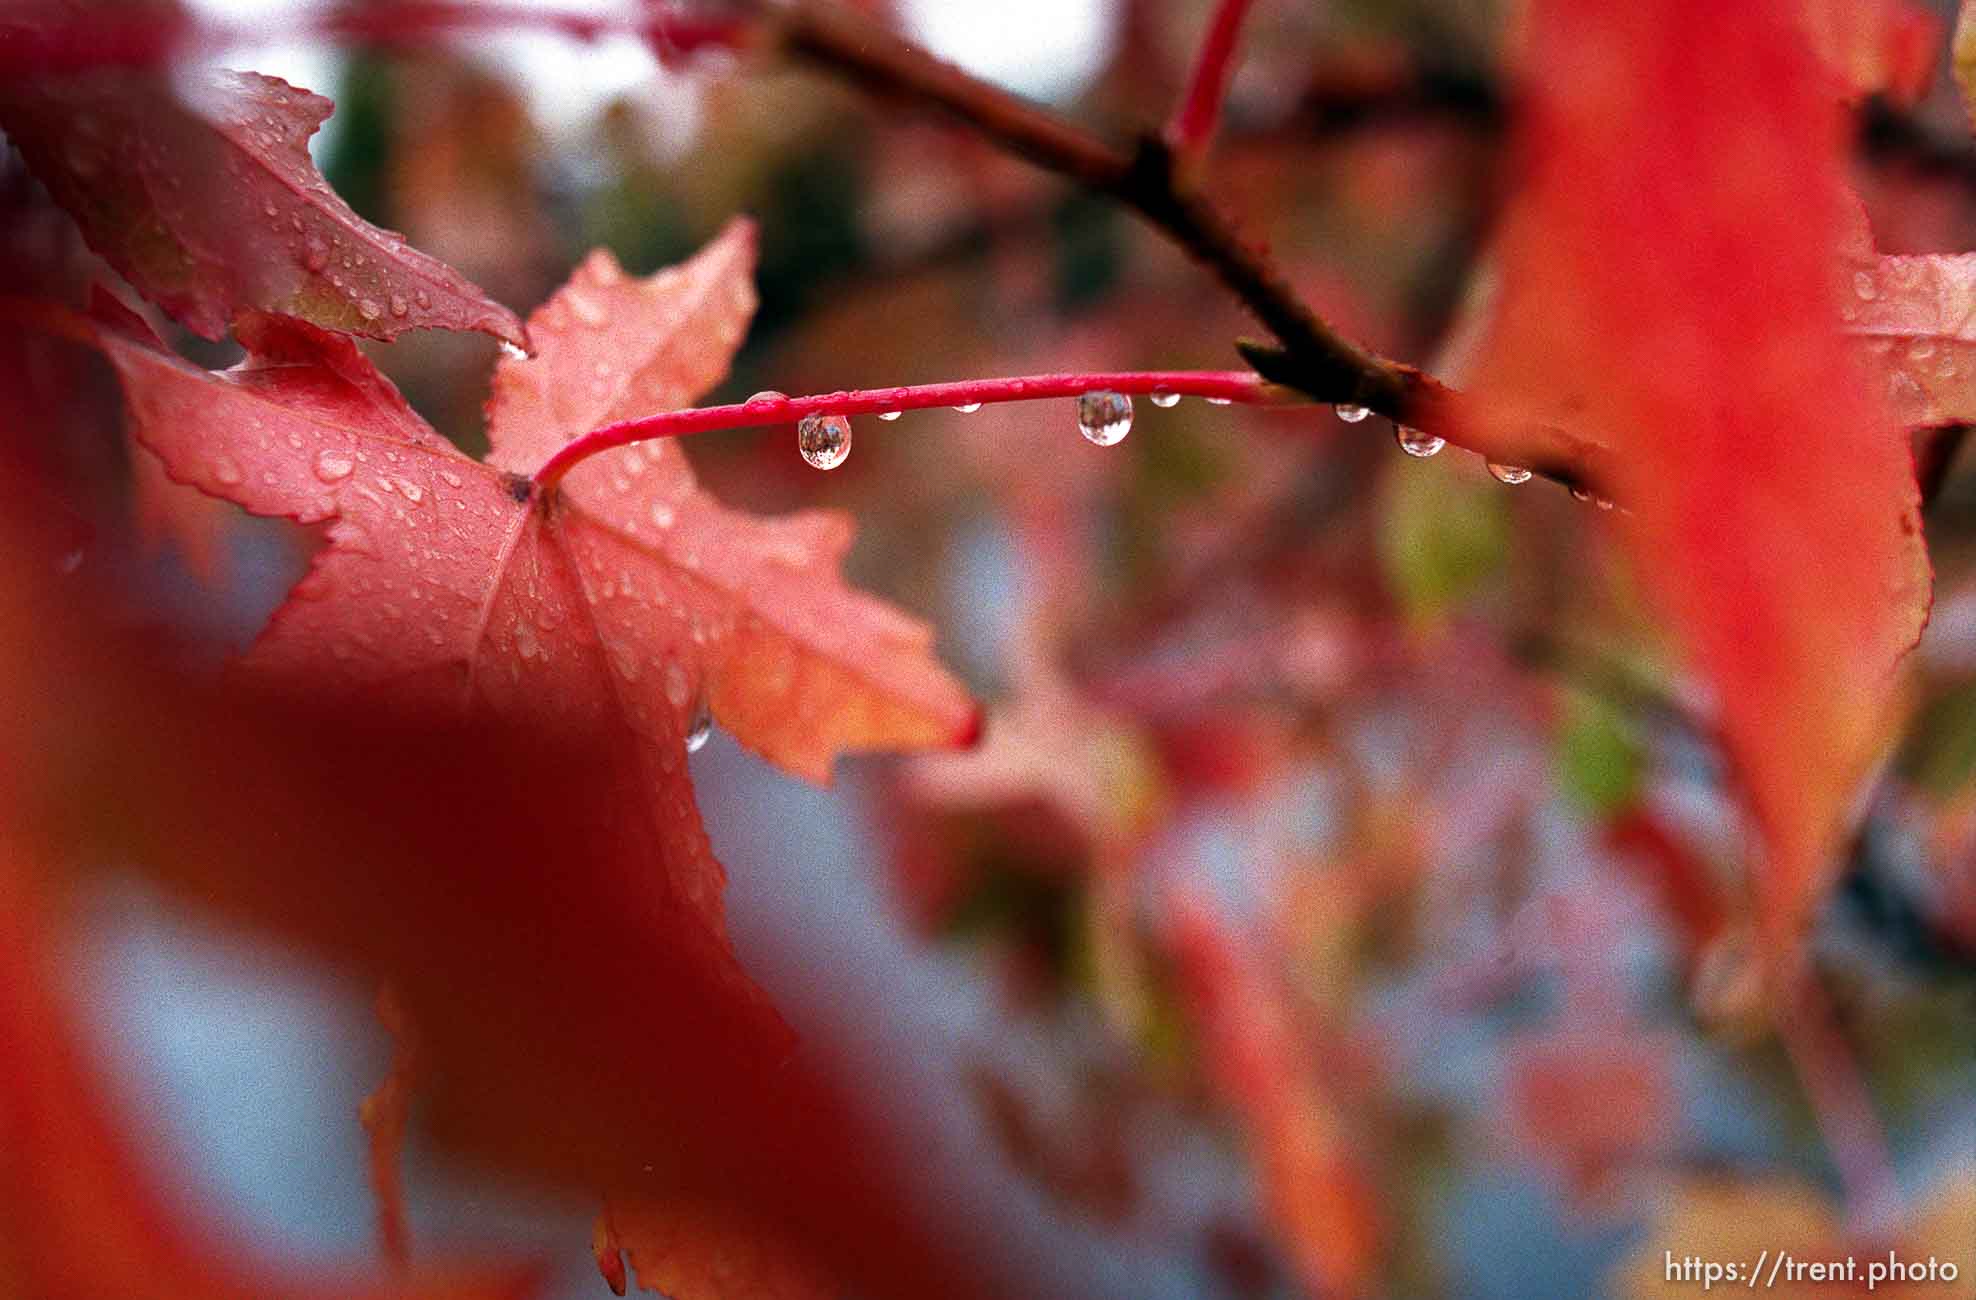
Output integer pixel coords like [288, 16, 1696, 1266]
[797, 412, 852, 470]
[1075, 390, 1133, 446]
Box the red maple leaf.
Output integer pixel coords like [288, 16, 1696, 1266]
[1462, 0, 1933, 958]
[0, 51, 524, 345]
[95, 218, 977, 942]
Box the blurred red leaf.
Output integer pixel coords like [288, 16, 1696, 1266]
[1465, 0, 1932, 958]
[0, 51, 524, 345]
[1169, 901, 1383, 1300]
[592, 1199, 834, 1300]
[1802, 0, 1941, 106]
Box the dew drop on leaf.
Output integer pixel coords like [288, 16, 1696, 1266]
[1487, 461, 1533, 485]
[1395, 425, 1444, 458]
[1075, 390, 1132, 446]
[797, 413, 851, 470]
[314, 450, 355, 483]
[1336, 403, 1370, 423]
[1149, 389, 1181, 408]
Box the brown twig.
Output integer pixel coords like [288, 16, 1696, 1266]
[769, 0, 1608, 496]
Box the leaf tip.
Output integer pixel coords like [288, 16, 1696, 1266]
[592, 1213, 628, 1296]
[954, 702, 986, 750]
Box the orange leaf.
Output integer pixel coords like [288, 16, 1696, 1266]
[1169, 901, 1382, 1299]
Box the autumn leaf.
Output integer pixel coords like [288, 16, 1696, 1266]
[95, 219, 973, 934]
[1845, 251, 1976, 427]
[1462, 0, 1932, 957]
[0, 47, 524, 345]
[1801, 0, 1941, 105]
[1169, 900, 1382, 1300]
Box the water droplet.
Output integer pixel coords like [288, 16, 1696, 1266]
[877, 410, 902, 421]
[301, 239, 327, 272]
[650, 501, 676, 528]
[1395, 425, 1444, 458]
[1204, 396, 1232, 406]
[499, 341, 527, 361]
[797, 413, 852, 470]
[1853, 269, 1878, 301]
[1075, 390, 1132, 446]
[1336, 403, 1370, 423]
[400, 481, 425, 504]
[952, 401, 982, 413]
[388, 294, 409, 318]
[211, 454, 242, 485]
[357, 298, 382, 321]
[748, 390, 787, 407]
[1486, 461, 1533, 485]
[684, 695, 713, 753]
[414, 290, 431, 309]
[314, 449, 354, 482]
[1149, 389, 1181, 408]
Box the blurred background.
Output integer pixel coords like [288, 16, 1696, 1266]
[11, 0, 1976, 1295]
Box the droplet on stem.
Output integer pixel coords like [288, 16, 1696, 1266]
[685, 695, 713, 753]
[1149, 389, 1181, 408]
[1487, 461, 1533, 485]
[1336, 404, 1371, 424]
[952, 401, 983, 413]
[1204, 396, 1232, 406]
[1395, 425, 1444, 458]
[1075, 390, 1133, 446]
[797, 413, 852, 470]
[877, 410, 902, 421]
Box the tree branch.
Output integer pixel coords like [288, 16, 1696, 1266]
[1164, 0, 1260, 165]
[769, 1, 1606, 496]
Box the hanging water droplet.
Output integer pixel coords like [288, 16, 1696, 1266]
[797, 413, 852, 470]
[953, 401, 983, 413]
[1395, 425, 1444, 458]
[1075, 390, 1133, 446]
[1486, 461, 1533, 485]
[1204, 396, 1232, 406]
[1149, 389, 1181, 408]
[685, 695, 713, 753]
[877, 410, 903, 421]
[498, 340, 527, 361]
[1336, 403, 1370, 423]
